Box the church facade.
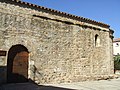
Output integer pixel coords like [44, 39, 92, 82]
[0, 0, 114, 84]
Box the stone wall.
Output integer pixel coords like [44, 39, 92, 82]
[0, 1, 114, 84]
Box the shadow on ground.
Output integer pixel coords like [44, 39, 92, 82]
[0, 82, 75, 90]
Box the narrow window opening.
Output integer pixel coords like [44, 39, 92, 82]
[95, 34, 100, 47]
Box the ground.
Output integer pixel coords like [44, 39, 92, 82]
[0, 78, 120, 90]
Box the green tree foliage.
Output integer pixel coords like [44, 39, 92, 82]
[114, 55, 120, 70]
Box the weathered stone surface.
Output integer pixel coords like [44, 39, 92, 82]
[0, 1, 114, 84]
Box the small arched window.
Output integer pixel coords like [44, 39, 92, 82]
[95, 34, 100, 47]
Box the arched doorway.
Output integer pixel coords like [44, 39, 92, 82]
[7, 44, 29, 83]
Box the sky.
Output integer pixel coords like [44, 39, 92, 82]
[23, 0, 120, 38]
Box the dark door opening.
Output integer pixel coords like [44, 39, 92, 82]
[7, 44, 29, 83]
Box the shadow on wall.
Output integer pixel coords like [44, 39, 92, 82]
[0, 66, 7, 84]
[9, 73, 28, 83]
[0, 64, 28, 84]
[0, 67, 75, 90]
[0, 77, 75, 90]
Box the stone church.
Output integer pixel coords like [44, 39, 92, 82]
[0, 0, 114, 84]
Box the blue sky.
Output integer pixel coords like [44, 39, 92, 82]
[23, 0, 120, 38]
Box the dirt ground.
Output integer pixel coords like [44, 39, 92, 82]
[0, 78, 120, 90]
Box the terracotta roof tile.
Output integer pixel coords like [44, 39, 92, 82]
[2, 0, 110, 28]
[113, 38, 120, 42]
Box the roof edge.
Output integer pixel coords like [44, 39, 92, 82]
[1, 0, 110, 29]
[113, 38, 120, 42]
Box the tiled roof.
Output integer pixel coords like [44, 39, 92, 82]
[2, 0, 110, 28]
[113, 38, 120, 42]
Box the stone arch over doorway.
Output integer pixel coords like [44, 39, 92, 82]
[7, 44, 29, 83]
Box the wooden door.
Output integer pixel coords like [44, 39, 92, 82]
[12, 51, 28, 82]
[7, 45, 29, 83]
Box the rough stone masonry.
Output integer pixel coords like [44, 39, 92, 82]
[0, 0, 114, 84]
